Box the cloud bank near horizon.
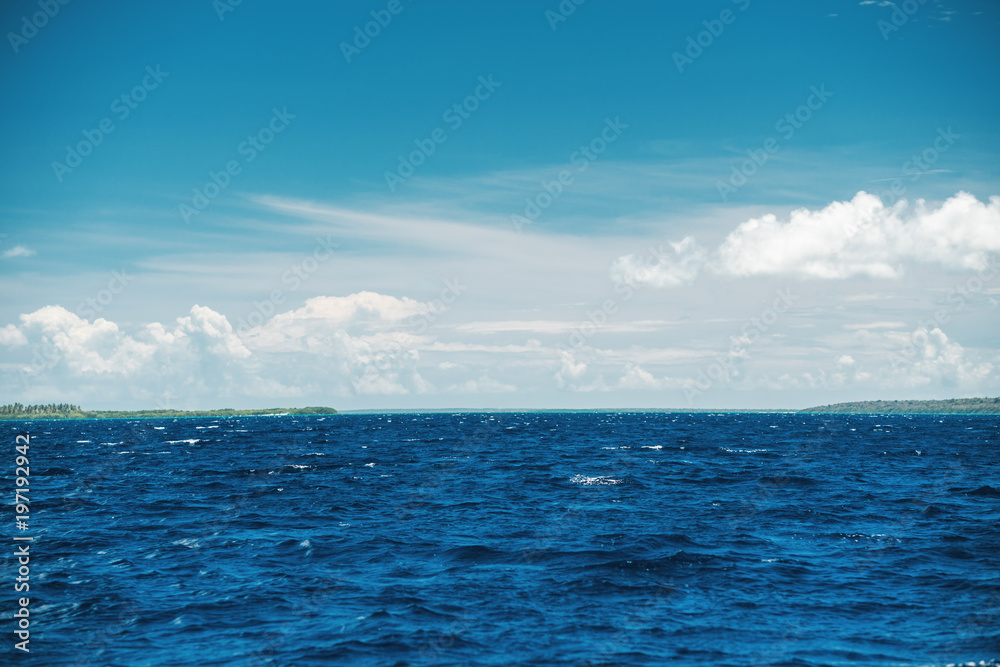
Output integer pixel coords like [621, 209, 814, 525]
[3, 189, 998, 409]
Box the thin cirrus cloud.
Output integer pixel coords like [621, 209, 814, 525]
[611, 191, 1000, 286]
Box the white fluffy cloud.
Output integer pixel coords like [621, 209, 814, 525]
[19, 306, 155, 376]
[554, 350, 588, 389]
[884, 326, 995, 388]
[2, 287, 996, 408]
[614, 191, 1000, 286]
[246, 292, 429, 351]
[0, 324, 26, 346]
[1, 292, 443, 404]
[616, 363, 667, 390]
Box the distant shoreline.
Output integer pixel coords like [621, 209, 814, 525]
[0, 407, 338, 421]
[345, 399, 1000, 415]
[1, 398, 997, 420]
[798, 397, 1000, 415]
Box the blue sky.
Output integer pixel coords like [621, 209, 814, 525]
[1, 0, 998, 410]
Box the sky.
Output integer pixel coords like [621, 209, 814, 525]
[1, 0, 998, 411]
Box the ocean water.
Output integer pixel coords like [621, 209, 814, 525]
[7, 412, 1000, 666]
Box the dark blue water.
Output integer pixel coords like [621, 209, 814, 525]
[6, 412, 999, 666]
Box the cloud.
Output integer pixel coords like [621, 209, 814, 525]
[718, 191, 1000, 278]
[617, 363, 666, 390]
[842, 321, 906, 330]
[455, 319, 679, 335]
[609, 237, 705, 287]
[613, 192, 1000, 286]
[446, 374, 516, 394]
[2, 245, 36, 259]
[2, 292, 447, 404]
[3, 281, 995, 408]
[885, 326, 994, 388]
[758, 326, 997, 392]
[554, 350, 587, 389]
[457, 320, 579, 335]
[0, 324, 27, 347]
[245, 292, 430, 350]
[19, 306, 154, 375]
[174, 305, 251, 359]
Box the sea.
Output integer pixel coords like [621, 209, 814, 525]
[6, 412, 999, 666]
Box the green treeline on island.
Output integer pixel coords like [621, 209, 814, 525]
[0, 403, 338, 420]
[799, 397, 1000, 415]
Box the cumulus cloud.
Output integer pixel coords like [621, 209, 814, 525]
[0, 324, 26, 346]
[273, 292, 428, 327]
[885, 326, 994, 388]
[245, 292, 429, 350]
[19, 306, 154, 375]
[554, 350, 587, 389]
[617, 364, 665, 390]
[613, 191, 1000, 286]
[1, 292, 446, 404]
[175, 305, 251, 359]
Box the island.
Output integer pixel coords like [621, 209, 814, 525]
[0, 404, 338, 420]
[799, 397, 1000, 415]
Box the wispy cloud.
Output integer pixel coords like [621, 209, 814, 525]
[2, 245, 36, 259]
